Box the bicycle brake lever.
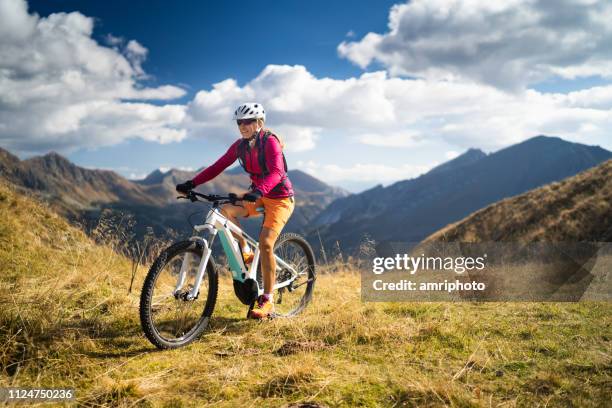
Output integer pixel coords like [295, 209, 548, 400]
[177, 191, 197, 202]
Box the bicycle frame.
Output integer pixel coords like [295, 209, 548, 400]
[174, 205, 299, 300]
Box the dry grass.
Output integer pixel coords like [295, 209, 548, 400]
[425, 159, 612, 243]
[1, 181, 611, 407]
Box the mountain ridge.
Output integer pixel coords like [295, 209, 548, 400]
[0, 146, 349, 238]
[423, 158, 612, 243]
[309, 135, 612, 251]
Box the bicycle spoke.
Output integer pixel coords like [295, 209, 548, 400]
[148, 249, 209, 343]
[269, 234, 315, 317]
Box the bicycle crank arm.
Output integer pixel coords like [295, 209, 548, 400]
[290, 277, 315, 289]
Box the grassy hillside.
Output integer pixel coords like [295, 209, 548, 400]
[424, 159, 612, 243]
[0, 181, 610, 407]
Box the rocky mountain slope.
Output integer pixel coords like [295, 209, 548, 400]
[0, 147, 348, 238]
[309, 136, 611, 252]
[423, 159, 612, 243]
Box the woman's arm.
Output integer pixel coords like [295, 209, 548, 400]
[257, 135, 285, 195]
[192, 140, 240, 186]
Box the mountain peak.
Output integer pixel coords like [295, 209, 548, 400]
[496, 135, 610, 162]
[427, 147, 487, 176]
[0, 146, 20, 163]
[25, 151, 76, 174]
[139, 168, 173, 185]
[42, 151, 70, 163]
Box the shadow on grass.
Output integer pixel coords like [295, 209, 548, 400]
[208, 315, 253, 335]
[85, 347, 154, 359]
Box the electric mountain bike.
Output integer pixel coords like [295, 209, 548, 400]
[139, 190, 316, 349]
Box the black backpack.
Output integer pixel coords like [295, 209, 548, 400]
[237, 130, 290, 194]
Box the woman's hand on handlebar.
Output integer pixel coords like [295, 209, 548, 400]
[176, 180, 195, 194]
[242, 190, 262, 202]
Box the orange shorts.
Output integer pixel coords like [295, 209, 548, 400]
[243, 196, 295, 235]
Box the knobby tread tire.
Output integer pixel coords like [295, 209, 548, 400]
[140, 240, 218, 349]
[269, 232, 317, 317]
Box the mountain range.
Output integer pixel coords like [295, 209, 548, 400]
[0, 147, 349, 239]
[423, 158, 612, 242]
[308, 135, 611, 252]
[1, 135, 610, 250]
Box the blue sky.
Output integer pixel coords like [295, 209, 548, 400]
[29, 0, 398, 90]
[2, 0, 612, 192]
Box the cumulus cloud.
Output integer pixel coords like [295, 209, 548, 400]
[338, 0, 612, 90]
[3, 0, 611, 185]
[0, 0, 186, 154]
[186, 64, 612, 151]
[125, 39, 148, 77]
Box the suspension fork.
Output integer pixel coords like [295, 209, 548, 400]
[172, 251, 191, 296]
[173, 231, 216, 300]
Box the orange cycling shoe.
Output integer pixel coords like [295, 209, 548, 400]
[242, 251, 254, 266]
[248, 295, 275, 319]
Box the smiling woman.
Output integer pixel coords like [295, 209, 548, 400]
[176, 102, 295, 319]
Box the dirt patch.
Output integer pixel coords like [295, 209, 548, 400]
[275, 340, 329, 356]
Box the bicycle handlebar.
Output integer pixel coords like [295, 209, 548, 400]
[177, 190, 255, 205]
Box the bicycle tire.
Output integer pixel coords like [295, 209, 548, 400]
[140, 240, 218, 349]
[256, 232, 316, 317]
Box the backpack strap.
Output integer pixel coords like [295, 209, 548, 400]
[258, 130, 288, 175]
[258, 130, 290, 196]
[236, 138, 250, 174]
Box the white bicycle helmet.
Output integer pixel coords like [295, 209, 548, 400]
[233, 102, 266, 121]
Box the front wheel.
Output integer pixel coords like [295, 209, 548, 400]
[261, 233, 316, 317]
[140, 240, 218, 349]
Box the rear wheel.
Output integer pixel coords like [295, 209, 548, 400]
[140, 240, 218, 349]
[257, 233, 316, 317]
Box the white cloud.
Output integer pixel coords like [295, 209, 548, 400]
[129, 172, 148, 180]
[445, 150, 459, 160]
[2, 0, 611, 185]
[104, 33, 123, 46]
[186, 64, 612, 152]
[0, 0, 186, 154]
[272, 125, 321, 152]
[338, 0, 612, 90]
[158, 165, 194, 173]
[125, 39, 148, 76]
[562, 84, 612, 109]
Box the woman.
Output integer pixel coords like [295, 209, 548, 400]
[176, 102, 295, 319]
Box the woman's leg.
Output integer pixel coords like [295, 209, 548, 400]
[220, 204, 249, 248]
[259, 227, 279, 294]
[248, 197, 295, 318]
[259, 197, 295, 296]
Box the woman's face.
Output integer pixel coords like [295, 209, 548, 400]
[237, 118, 262, 139]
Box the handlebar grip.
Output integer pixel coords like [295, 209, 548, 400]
[228, 193, 238, 204]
